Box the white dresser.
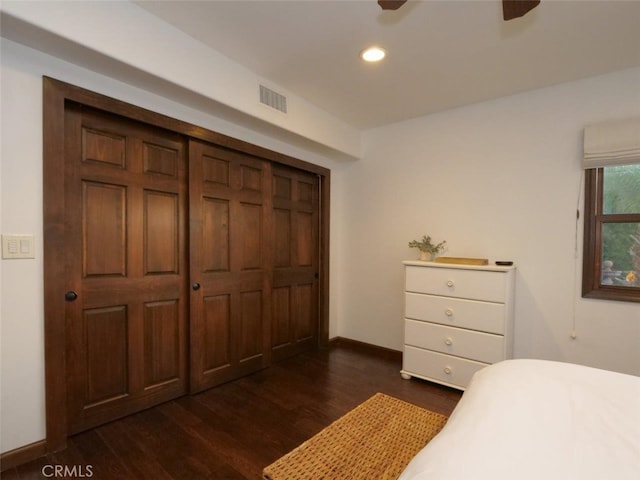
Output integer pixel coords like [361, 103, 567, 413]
[401, 261, 516, 390]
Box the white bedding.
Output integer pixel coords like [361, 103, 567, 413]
[399, 359, 640, 480]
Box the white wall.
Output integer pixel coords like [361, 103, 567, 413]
[337, 67, 640, 375]
[0, 38, 349, 454]
[1, 0, 361, 159]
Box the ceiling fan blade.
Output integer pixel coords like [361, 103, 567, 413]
[503, 0, 540, 21]
[378, 0, 408, 11]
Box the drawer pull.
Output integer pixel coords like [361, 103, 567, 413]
[444, 337, 453, 346]
[443, 366, 452, 375]
[446, 280, 455, 287]
[445, 308, 454, 317]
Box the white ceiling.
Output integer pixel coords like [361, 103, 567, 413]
[136, 0, 640, 129]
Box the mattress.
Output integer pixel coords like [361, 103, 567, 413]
[399, 359, 640, 480]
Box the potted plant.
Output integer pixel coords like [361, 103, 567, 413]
[408, 235, 447, 261]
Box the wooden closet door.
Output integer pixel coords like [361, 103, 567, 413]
[271, 166, 320, 361]
[189, 140, 272, 393]
[64, 105, 188, 434]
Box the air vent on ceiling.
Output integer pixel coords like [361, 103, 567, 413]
[259, 85, 287, 114]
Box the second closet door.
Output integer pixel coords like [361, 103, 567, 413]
[189, 140, 272, 392]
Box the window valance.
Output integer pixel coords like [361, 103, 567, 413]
[583, 117, 640, 169]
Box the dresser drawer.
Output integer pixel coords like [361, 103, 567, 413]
[403, 346, 486, 389]
[405, 319, 505, 364]
[405, 292, 505, 334]
[405, 265, 507, 302]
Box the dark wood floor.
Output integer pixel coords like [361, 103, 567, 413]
[4, 340, 462, 479]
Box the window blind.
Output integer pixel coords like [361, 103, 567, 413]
[583, 117, 640, 169]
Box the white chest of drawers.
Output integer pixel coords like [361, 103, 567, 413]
[401, 261, 516, 390]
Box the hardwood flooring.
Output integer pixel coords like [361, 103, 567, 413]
[4, 340, 462, 479]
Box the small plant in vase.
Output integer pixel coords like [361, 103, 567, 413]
[408, 235, 447, 261]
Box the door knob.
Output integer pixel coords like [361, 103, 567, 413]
[65, 291, 78, 302]
[192, 282, 201, 291]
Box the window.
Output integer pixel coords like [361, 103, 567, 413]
[581, 118, 640, 303]
[582, 164, 640, 302]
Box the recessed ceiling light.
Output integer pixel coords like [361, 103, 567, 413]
[360, 46, 386, 63]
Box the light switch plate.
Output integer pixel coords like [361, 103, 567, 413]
[2, 234, 35, 259]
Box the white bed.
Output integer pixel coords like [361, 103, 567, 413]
[399, 359, 640, 480]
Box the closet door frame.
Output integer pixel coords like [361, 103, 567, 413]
[43, 77, 330, 453]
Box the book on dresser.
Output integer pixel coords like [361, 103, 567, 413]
[401, 260, 516, 390]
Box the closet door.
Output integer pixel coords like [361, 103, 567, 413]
[189, 140, 272, 392]
[271, 166, 320, 361]
[64, 105, 188, 434]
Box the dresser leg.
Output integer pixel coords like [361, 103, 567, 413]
[400, 372, 412, 380]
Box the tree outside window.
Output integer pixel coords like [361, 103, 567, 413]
[583, 164, 640, 302]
